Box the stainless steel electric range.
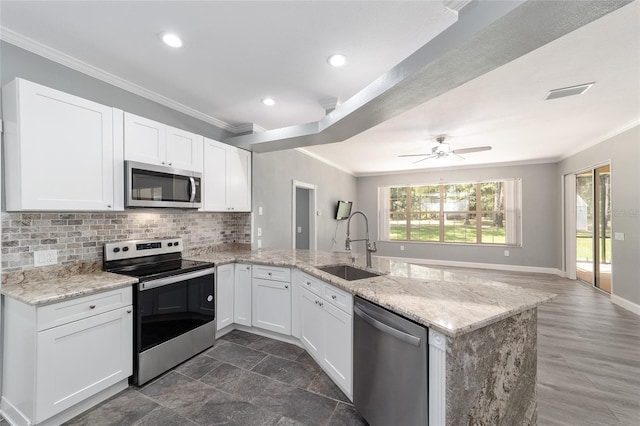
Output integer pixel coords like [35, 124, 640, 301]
[104, 238, 215, 385]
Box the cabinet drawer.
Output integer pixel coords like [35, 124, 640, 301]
[300, 273, 323, 296]
[37, 287, 133, 331]
[253, 265, 291, 282]
[323, 283, 353, 314]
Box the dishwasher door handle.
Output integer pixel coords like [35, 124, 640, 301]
[354, 305, 422, 347]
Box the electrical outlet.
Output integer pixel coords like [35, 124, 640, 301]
[297, 226, 302, 233]
[257, 239, 262, 249]
[258, 207, 263, 216]
[257, 227, 262, 237]
[614, 232, 625, 241]
[400, 245, 405, 251]
[34, 250, 57, 267]
[504, 250, 510, 257]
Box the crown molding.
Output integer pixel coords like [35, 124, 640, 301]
[558, 119, 640, 161]
[0, 26, 241, 133]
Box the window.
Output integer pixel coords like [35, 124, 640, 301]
[379, 179, 521, 246]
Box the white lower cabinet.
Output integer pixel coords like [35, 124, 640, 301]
[298, 273, 353, 398]
[216, 264, 235, 331]
[252, 266, 291, 335]
[234, 264, 252, 326]
[1, 287, 132, 425]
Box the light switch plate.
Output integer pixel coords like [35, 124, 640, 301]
[297, 226, 302, 233]
[614, 232, 625, 241]
[34, 250, 57, 267]
[258, 207, 263, 216]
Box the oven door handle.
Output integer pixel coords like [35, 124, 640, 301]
[139, 267, 216, 291]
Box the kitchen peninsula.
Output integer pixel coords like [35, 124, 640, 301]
[189, 248, 554, 425]
[1, 248, 554, 425]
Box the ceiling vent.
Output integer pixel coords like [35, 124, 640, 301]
[545, 82, 594, 100]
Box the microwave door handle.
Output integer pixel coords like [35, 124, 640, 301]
[189, 177, 196, 202]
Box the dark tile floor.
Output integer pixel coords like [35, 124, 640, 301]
[60, 330, 367, 426]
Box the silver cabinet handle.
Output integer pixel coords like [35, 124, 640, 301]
[268, 272, 272, 276]
[285, 285, 289, 289]
[246, 266, 251, 270]
[168, 162, 172, 166]
[89, 305, 96, 309]
[126, 309, 132, 314]
[306, 281, 311, 286]
[331, 295, 337, 300]
[162, 161, 166, 165]
[107, 205, 112, 208]
[319, 301, 323, 307]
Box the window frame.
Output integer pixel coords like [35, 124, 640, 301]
[380, 179, 521, 247]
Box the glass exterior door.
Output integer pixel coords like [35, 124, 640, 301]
[575, 165, 611, 292]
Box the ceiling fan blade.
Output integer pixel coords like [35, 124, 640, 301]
[398, 153, 430, 158]
[413, 154, 437, 164]
[452, 146, 492, 155]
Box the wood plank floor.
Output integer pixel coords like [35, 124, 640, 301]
[434, 266, 640, 426]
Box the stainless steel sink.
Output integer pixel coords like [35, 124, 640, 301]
[318, 264, 381, 281]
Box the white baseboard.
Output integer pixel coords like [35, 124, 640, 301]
[379, 255, 564, 276]
[611, 294, 640, 316]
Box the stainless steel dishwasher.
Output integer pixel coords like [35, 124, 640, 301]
[354, 296, 428, 426]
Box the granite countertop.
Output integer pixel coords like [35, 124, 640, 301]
[188, 248, 556, 337]
[1, 261, 138, 306]
[1, 248, 555, 337]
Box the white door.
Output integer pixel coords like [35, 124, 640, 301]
[323, 302, 352, 395]
[252, 278, 291, 335]
[13, 79, 118, 211]
[35, 307, 132, 422]
[299, 287, 323, 359]
[166, 127, 203, 172]
[216, 264, 235, 331]
[202, 138, 228, 211]
[227, 146, 252, 211]
[234, 264, 252, 326]
[124, 112, 166, 166]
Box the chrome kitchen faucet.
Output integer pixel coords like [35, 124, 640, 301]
[345, 210, 377, 268]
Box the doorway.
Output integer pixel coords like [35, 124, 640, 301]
[292, 180, 317, 250]
[575, 164, 612, 292]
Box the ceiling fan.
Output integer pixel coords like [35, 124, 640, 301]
[399, 136, 492, 163]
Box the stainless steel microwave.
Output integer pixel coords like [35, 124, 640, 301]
[125, 161, 202, 208]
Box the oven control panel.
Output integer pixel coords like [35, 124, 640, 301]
[104, 238, 183, 261]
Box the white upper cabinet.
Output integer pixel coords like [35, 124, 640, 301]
[2, 78, 124, 211]
[202, 138, 252, 212]
[124, 112, 203, 172]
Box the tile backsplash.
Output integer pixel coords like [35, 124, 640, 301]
[1, 211, 251, 273]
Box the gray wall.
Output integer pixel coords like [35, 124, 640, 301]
[355, 162, 560, 269]
[253, 149, 357, 251]
[0, 42, 234, 141]
[557, 125, 640, 305]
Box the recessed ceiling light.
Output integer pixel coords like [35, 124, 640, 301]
[327, 54, 347, 67]
[262, 98, 275, 106]
[160, 32, 183, 48]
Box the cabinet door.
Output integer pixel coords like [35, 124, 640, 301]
[35, 306, 133, 422]
[252, 278, 291, 335]
[227, 146, 252, 212]
[323, 302, 353, 397]
[124, 112, 166, 166]
[234, 264, 252, 326]
[300, 287, 324, 359]
[202, 138, 228, 211]
[216, 264, 235, 331]
[166, 127, 204, 172]
[5, 79, 118, 211]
